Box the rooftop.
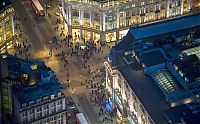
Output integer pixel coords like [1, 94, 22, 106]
[130, 13, 200, 41]
[173, 54, 200, 82]
[165, 102, 200, 124]
[118, 66, 169, 124]
[0, 54, 63, 103]
[0, 54, 45, 78]
[109, 12, 200, 124]
[0, 0, 12, 13]
[139, 49, 166, 67]
[13, 77, 62, 103]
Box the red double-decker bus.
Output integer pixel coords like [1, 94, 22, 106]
[31, 0, 45, 19]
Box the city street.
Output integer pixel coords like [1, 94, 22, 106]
[11, 0, 114, 123]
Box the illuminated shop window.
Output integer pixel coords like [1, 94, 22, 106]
[6, 30, 12, 39]
[0, 13, 4, 19]
[72, 20, 80, 26]
[83, 20, 90, 28]
[0, 35, 3, 43]
[93, 22, 100, 30]
[106, 32, 116, 42]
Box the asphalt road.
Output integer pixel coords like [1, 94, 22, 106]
[76, 93, 101, 124]
[12, 0, 110, 124]
[11, 0, 55, 53]
[11, 0, 45, 52]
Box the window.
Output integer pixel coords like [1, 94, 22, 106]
[22, 103, 26, 108]
[178, 0, 181, 6]
[22, 111, 27, 117]
[37, 107, 42, 118]
[58, 92, 62, 97]
[150, 6, 154, 12]
[43, 96, 48, 101]
[132, 4, 135, 8]
[36, 98, 41, 104]
[84, 11, 90, 19]
[150, 0, 154, 4]
[125, 5, 130, 9]
[94, 13, 100, 21]
[22, 117, 28, 123]
[51, 94, 55, 100]
[72, 9, 79, 17]
[29, 101, 34, 106]
[141, 1, 145, 6]
[30, 114, 35, 121]
[161, 3, 165, 10]
[51, 116, 56, 124]
[30, 109, 34, 114]
[132, 10, 136, 16]
[58, 99, 62, 105]
[126, 11, 130, 17]
[44, 104, 49, 116]
[120, 12, 124, 18]
[57, 100, 63, 111]
[58, 114, 63, 124]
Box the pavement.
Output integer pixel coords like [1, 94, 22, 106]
[12, 0, 116, 124]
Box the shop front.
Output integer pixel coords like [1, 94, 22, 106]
[72, 29, 81, 41]
[106, 32, 116, 42]
[113, 89, 123, 118]
[93, 22, 100, 31]
[83, 19, 91, 28]
[72, 18, 80, 27]
[93, 32, 100, 43]
[119, 29, 129, 40]
[82, 30, 91, 41]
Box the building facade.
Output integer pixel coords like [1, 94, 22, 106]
[60, 0, 192, 43]
[104, 13, 200, 124]
[0, 54, 68, 124]
[104, 61, 154, 124]
[0, 0, 15, 53]
[12, 88, 67, 124]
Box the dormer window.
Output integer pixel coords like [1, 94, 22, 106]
[58, 92, 62, 97]
[51, 94, 55, 99]
[22, 103, 26, 108]
[29, 101, 34, 106]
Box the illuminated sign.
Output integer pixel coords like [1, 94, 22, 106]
[23, 74, 28, 80]
[31, 65, 38, 70]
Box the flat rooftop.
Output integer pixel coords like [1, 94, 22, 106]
[140, 49, 166, 67]
[130, 13, 200, 41]
[118, 66, 169, 124]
